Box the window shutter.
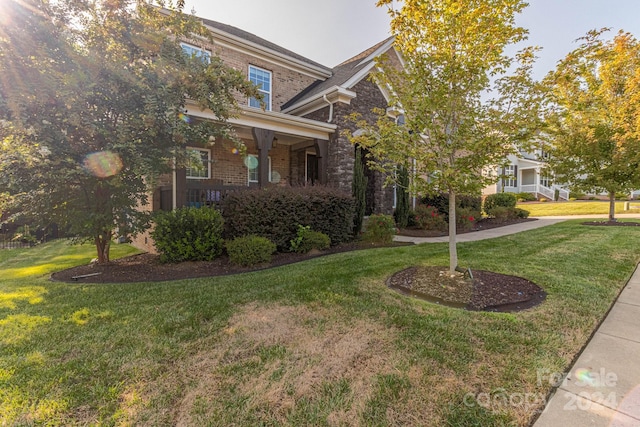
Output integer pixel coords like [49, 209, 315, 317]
[514, 165, 518, 188]
[501, 167, 505, 188]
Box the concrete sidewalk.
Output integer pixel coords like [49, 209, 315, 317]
[393, 218, 565, 244]
[533, 266, 640, 426]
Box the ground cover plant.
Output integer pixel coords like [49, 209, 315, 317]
[1, 222, 640, 425]
[517, 201, 640, 216]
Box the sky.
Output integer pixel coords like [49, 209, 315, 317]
[183, 0, 640, 80]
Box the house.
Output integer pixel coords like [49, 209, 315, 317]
[133, 12, 401, 253]
[483, 148, 570, 201]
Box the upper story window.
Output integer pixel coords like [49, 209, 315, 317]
[249, 65, 272, 111]
[186, 147, 211, 179]
[180, 43, 210, 63]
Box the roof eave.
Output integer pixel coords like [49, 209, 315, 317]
[281, 86, 357, 117]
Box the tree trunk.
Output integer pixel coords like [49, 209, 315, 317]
[609, 192, 616, 222]
[95, 231, 112, 264]
[448, 190, 458, 275]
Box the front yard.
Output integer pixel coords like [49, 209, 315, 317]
[1, 221, 639, 425]
[517, 200, 640, 216]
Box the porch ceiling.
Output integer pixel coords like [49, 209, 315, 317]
[185, 101, 336, 141]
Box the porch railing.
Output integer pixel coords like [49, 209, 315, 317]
[185, 184, 248, 211]
[520, 184, 569, 201]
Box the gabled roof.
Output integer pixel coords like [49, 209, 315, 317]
[198, 17, 331, 73]
[281, 37, 395, 112]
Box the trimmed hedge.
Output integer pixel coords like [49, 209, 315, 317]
[221, 186, 354, 252]
[483, 193, 517, 215]
[290, 225, 331, 253]
[151, 206, 224, 263]
[226, 235, 276, 266]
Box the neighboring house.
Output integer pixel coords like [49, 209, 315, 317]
[133, 12, 400, 252]
[483, 148, 570, 201]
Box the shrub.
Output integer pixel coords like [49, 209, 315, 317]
[222, 186, 354, 252]
[515, 192, 536, 202]
[489, 206, 516, 222]
[226, 235, 276, 266]
[363, 214, 396, 244]
[290, 225, 331, 253]
[483, 193, 517, 215]
[414, 205, 447, 231]
[514, 208, 530, 218]
[352, 147, 368, 235]
[152, 207, 224, 263]
[421, 193, 482, 221]
[456, 207, 478, 232]
[406, 209, 417, 227]
[394, 165, 411, 228]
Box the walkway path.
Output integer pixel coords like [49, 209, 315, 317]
[393, 214, 640, 426]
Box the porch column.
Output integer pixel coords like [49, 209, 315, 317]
[313, 139, 329, 185]
[252, 127, 274, 187]
[175, 167, 187, 208]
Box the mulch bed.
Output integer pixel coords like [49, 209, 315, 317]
[50, 241, 411, 284]
[398, 217, 537, 238]
[387, 266, 546, 313]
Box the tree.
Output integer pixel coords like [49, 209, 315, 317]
[350, 0, 542, 274]
[0, 0, 259, 263]
[544, 29, 640, 221]
[394, 165, 410, 228]
[352, 146, 368, 235]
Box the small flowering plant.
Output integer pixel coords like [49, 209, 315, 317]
[415, 205, 447, 231]
[363, 214, 396, 244]
[456, 207, 480, 231]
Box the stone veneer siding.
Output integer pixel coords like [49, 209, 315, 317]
[304, 78, 394, 215]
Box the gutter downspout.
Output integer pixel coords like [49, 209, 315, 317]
[322, 94, 334, 123]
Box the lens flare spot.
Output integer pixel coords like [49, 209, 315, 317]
[271, 171, 281, 184]
[243, 155, 258, 170]
[574, 368, 596, 386]
[83, 151, 123, 178]
[231, 148, 239, 155]
[178, 113, 191, 124]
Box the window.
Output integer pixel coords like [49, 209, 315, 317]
[248, 66, 271, 111]
[540, 174, 552, 188]
[247, 154, 271, 183]
[186, 148, 211, 179]
[503, 165, 517, 187]
[180, 43, 210, 63]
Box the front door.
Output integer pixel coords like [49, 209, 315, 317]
[306, 153, 318, 185]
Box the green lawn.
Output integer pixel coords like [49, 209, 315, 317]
[517, 200, 640, 216]
[1, 225, 639, 426]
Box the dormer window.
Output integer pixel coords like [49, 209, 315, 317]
[249, 65, 272, 111]
[180, 43, 210, 63]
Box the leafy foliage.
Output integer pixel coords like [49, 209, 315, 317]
[290, 225, 331, 254]
[544, 29, 640, 221]
[151, 207, 224, 263]
[414, 205, 448, 231]
[352, 147, 368, 235]
[222, 186, 354, 252]
[394, 165, 411, 228]
[351, 0, 543, 272]
[226, 235, 276, 267]
[0, 0, 259, 262]
[483, 193, 517, 215]
[363, 214, 396, 244]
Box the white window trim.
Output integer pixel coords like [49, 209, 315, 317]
[248, 65, 272, 111]
[504, 165, 516, 188]
[180, 42, 211, 63]
[247, 154, 271, 183]
[186, 147, 211, 180]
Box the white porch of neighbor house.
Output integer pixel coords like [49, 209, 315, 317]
[490, 158, 569, 201]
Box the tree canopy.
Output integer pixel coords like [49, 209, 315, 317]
[350, 0, 542, 273]
[544, 29, 640, 220]
[0, 0, 259, 262]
